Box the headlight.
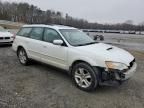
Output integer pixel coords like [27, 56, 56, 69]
[105, 61, 128, 70]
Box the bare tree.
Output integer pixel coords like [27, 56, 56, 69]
[124, 20, 134, 25]
[0, 0, 143, 31]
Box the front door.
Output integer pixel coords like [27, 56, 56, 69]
[40, 28, 68, 70]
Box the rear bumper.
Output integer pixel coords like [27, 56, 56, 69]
[12, 41, 17, 51]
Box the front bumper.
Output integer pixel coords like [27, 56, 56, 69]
[0, 41, 13, 44]
[0, 38, 13, 44]
[97, 62, 137, 85]
[121, 63, 137, 80]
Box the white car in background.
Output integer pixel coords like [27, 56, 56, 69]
[0, 26, 14, 44]
[12, 24, 137, 91]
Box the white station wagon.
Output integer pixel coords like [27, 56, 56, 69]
[13, 24, 137, 91]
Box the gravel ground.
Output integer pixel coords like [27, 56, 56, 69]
[0, 43, 144, 108]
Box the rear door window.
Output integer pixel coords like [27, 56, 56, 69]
[17, 27, 32, 37]
[30, 27, 44, 40]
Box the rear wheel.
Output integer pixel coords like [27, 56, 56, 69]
[72, 62, 98, 91]
[17, 48, 29, 65]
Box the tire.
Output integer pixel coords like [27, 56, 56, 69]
[17, 47, 29, 65]
[72, 62, 98, 92]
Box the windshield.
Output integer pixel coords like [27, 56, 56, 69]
[60, 29, 96, 46]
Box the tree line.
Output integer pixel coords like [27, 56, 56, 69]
[0, 0, 144, 31]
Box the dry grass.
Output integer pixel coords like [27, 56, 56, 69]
[129, 50, 144, 59]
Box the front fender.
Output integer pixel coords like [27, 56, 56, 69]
[69, 56, 100, 67]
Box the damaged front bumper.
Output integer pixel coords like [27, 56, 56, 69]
[96, 62, 137, 86]
[115, 63, 137, 81]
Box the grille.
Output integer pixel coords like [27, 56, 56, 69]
[5, 37, 10, 39]
[0, 37, 3, 40]
[128, 59, 135, 69]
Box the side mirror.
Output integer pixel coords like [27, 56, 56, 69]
[53, 39, 63, 45]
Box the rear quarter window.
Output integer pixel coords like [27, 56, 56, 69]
[17, 27, 32, 37]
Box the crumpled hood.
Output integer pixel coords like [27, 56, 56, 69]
[75, 43, 134, 66]
[0, 31, 13, 37]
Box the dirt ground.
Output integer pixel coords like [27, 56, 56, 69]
[0, 42, 144, 108]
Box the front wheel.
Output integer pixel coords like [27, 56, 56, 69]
[72, 62, 98, 91]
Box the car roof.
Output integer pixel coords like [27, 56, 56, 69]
[22, 24, 77, 30]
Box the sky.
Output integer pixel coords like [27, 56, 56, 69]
[2, 0, 144, 24]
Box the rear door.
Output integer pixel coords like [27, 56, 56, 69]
[27, 27, 44, 61]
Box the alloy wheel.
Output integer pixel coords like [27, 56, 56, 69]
[18, 49, 27, 64]
[74, 68, 92, 88]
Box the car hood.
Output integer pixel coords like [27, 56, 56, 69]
[75, 43, 134, 66]
[0, 31, 13, 37]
